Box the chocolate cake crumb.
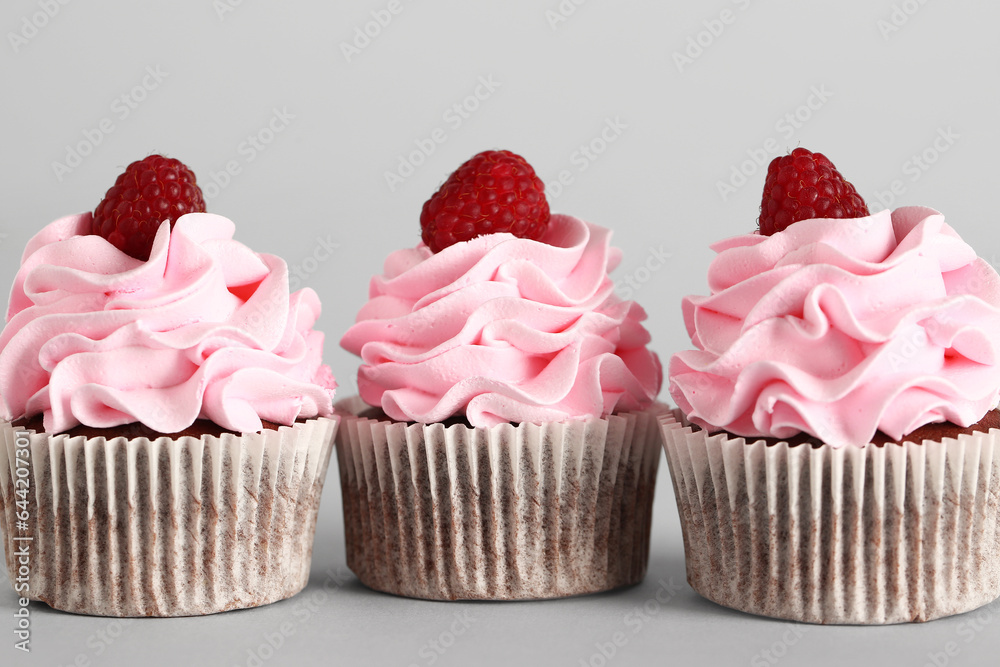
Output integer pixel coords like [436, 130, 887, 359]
[688, 409, 1000, 448]
[11, 415, 295, 438]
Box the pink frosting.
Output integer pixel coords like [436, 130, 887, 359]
[669, 206, 1000, 448]
[341, 214, 662, 427]
[0, 212, 337, 434]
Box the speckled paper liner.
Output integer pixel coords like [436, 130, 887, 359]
[0, 417, 337, 617]
[334, 397, 666, 600]
[660, 409, 1000, 624]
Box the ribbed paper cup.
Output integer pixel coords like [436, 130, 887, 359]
[660, 409, 1000, 624]
[334, 397, 665, 600]
[0, 417, 337, 617]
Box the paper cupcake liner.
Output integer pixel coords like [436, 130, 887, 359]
[0, 417, 337, 617]
[660, 409, 1000, 624]
[334, 397, 665, 600]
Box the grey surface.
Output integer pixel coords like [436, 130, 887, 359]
[2, 0, 1000, 665]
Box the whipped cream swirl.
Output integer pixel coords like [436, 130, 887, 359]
[669, 207, 1000, 448]
[0, 213, 336, 433]
[341, 214, 662, 427]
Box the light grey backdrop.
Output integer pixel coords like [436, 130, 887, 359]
[3, 1, 1000, 665]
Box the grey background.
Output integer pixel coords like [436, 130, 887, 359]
[2, 0, 1000, 665]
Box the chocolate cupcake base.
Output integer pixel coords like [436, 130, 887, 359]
[335, 397, 665, 600]
[0, 417, 337, 617]
[660, 409, 1000, 624]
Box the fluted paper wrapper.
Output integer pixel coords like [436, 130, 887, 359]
[660, 409, 1000, 624]
[0, 417, 337, 617]
[335, 397, 665, 600]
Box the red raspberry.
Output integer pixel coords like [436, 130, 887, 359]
[92, 155, 206, 260]
[758, 147, 869, 236]
[420, 150, 550, 253]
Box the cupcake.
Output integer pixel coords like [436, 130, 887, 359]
[0, 155, 338, 617]
[663, 147, 1000, 624]
[337, 150, 664, 600]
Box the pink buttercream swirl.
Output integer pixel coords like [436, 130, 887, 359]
[669, 206, 1000, 448]
[0, 212, 336, 434]
[341, 214, 662, 427]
